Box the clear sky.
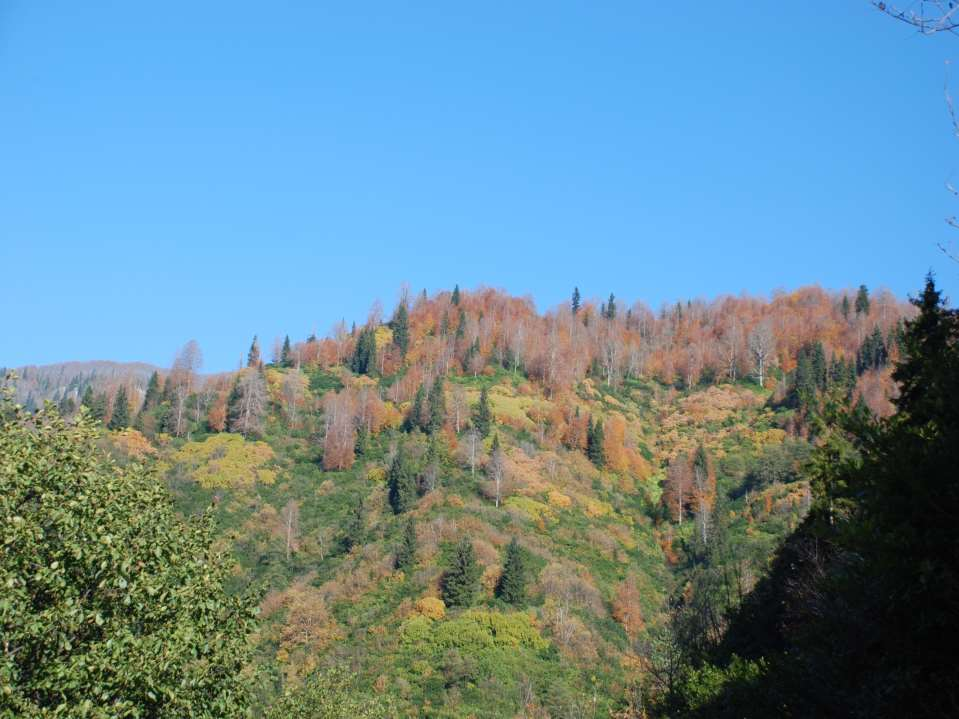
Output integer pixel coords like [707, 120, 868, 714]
[3, 2, 958, 372]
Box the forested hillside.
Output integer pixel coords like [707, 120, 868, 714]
[3, 283, 924, 717]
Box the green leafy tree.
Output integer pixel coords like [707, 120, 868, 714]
[441, 537, 482, 608]
[0, 384, 258, 717]
[107, 385, 130, 430]
[495, 537, 527, 604]
[266, 667, 394, 719]
[387, 445, 418, 514]
[394, 517, 417, 571]
[473, 386, 493, 438]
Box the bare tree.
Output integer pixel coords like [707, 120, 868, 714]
[487, 440, 506, 507]
[450, 384, 468, 433]
[748, 321, 774, 388]
[228, 369, 268, 437]
[463, 428, 480, 476]
[873, 1, 959, 35]
[719, 320, 742, 382]
[169, 340, 203, 437]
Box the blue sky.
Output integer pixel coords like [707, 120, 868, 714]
[2, 2, 958, 372]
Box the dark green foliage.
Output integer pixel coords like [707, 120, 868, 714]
[341, 495, 365, 552]
[351, 325, 378, 376]
[495, 538, 527, 604]
[441, 537, 481, 608]
[455, 308, 466, 341]
[281, 335, 293, 367]
[90, 392, 108, 423]
[840, 294, 850, 321]
[394, 517, 417, 571]
[603, 293, 617, 320]
[571, 287, 581, 315]
[142, 371, 161, 411]
[247, 335, 261, 368]
[391, 302, 410, 358]
[387, 445, 418, 514]
[587, 417, 605, 467]
[473, 386, 493, 437]
[404, 384, 426, 432]
[854, 284, 870, 316]
[670, 276, 959, 718]
[0, 388, 257, 717]
[80, 385, 95, 413]
[451, 284, 461, 306]
[855, 325, 888, 374]
[266, 667, 394, 718]
[107, 386, 130, 430]
[427, 378, 446, 434]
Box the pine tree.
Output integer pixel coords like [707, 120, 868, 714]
[473, 386, 493, 437]
[495, 537, 527, 604]
[405, 385, 426, 432]
[572, 287, 581, 315]
[441, 537, 481, 608]
[141, 371, 161, 411]
[605, 293, 617, 320]
[451, 284, 461, 306]
[341, 495, 365, 552]
[247, 336, 262, 368]
[387, 445, 418, 514]
[855, 284, 871, 316]
[90, 393, 108, 423]
[394, 517, 417, 571]
[587, 417, 606, 467]
[456, 308, 467, 341]
[841, 295, 851, 321]
[350, 326, 377, 376]
[280, 335, 293, 367]
[80, 386, 95, 413]
[392, 301, 410, 357]
[427, 378, 446, 434]
[108, 386, 130, 430]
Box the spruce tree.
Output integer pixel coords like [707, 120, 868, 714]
[90, 393, 108, 423]
[473, 386, 493, 437]
[855, 284, 871, 316]
[247, 336, 261, 368]
[587, 417, 606, 467]
[456, 308, 467, 341]
[495, 537, 527, 604]
[572, 287, 581, 315]
[387, 445, 418, 514]
[108, 386, 130, 430]
[80, 386, 95, 413]
[142, 371, 161, 411]
[405, 385, 426, 432]
[841, 295, 851, 321]
[427, 378, 446, 434]
[451, 284, 461, 306]
[341, 495, 365, 552]
[350, 326, 377, 376]
[280, 335, 293, 367]
[605, 293, 617, 320]
[392, 302, 410, 357]
[394, 517, 417, 571]
[441, 537, 481, 608]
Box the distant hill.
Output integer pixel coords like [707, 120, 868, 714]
[5, 360, 160, 409]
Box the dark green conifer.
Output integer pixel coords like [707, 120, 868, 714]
[495, 537, 527, 604]
[350, 326, 377, 376]
[394, 517, 417, 571]
[108, 386, 130, 430]
[587, 417, 606, 467]
[473, 386, 493, 437]
[392, 302, 410, 357]
[280, 335, 293, 367]
[855, 284, 871, 316]
[441, 537, 481, 608]
[90, 393, 108, 423]
[80, 386, 95, 412]
[142, 371, 161, 411]
[572, 287, 581, 315]
[405, 385, 426, 432]
[387, 445, 418, 514]
[451, 284, 461, 306]
[341, 495, 365, 552]
[427, 378, 446, 434]
[841, 295, 851, 321]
